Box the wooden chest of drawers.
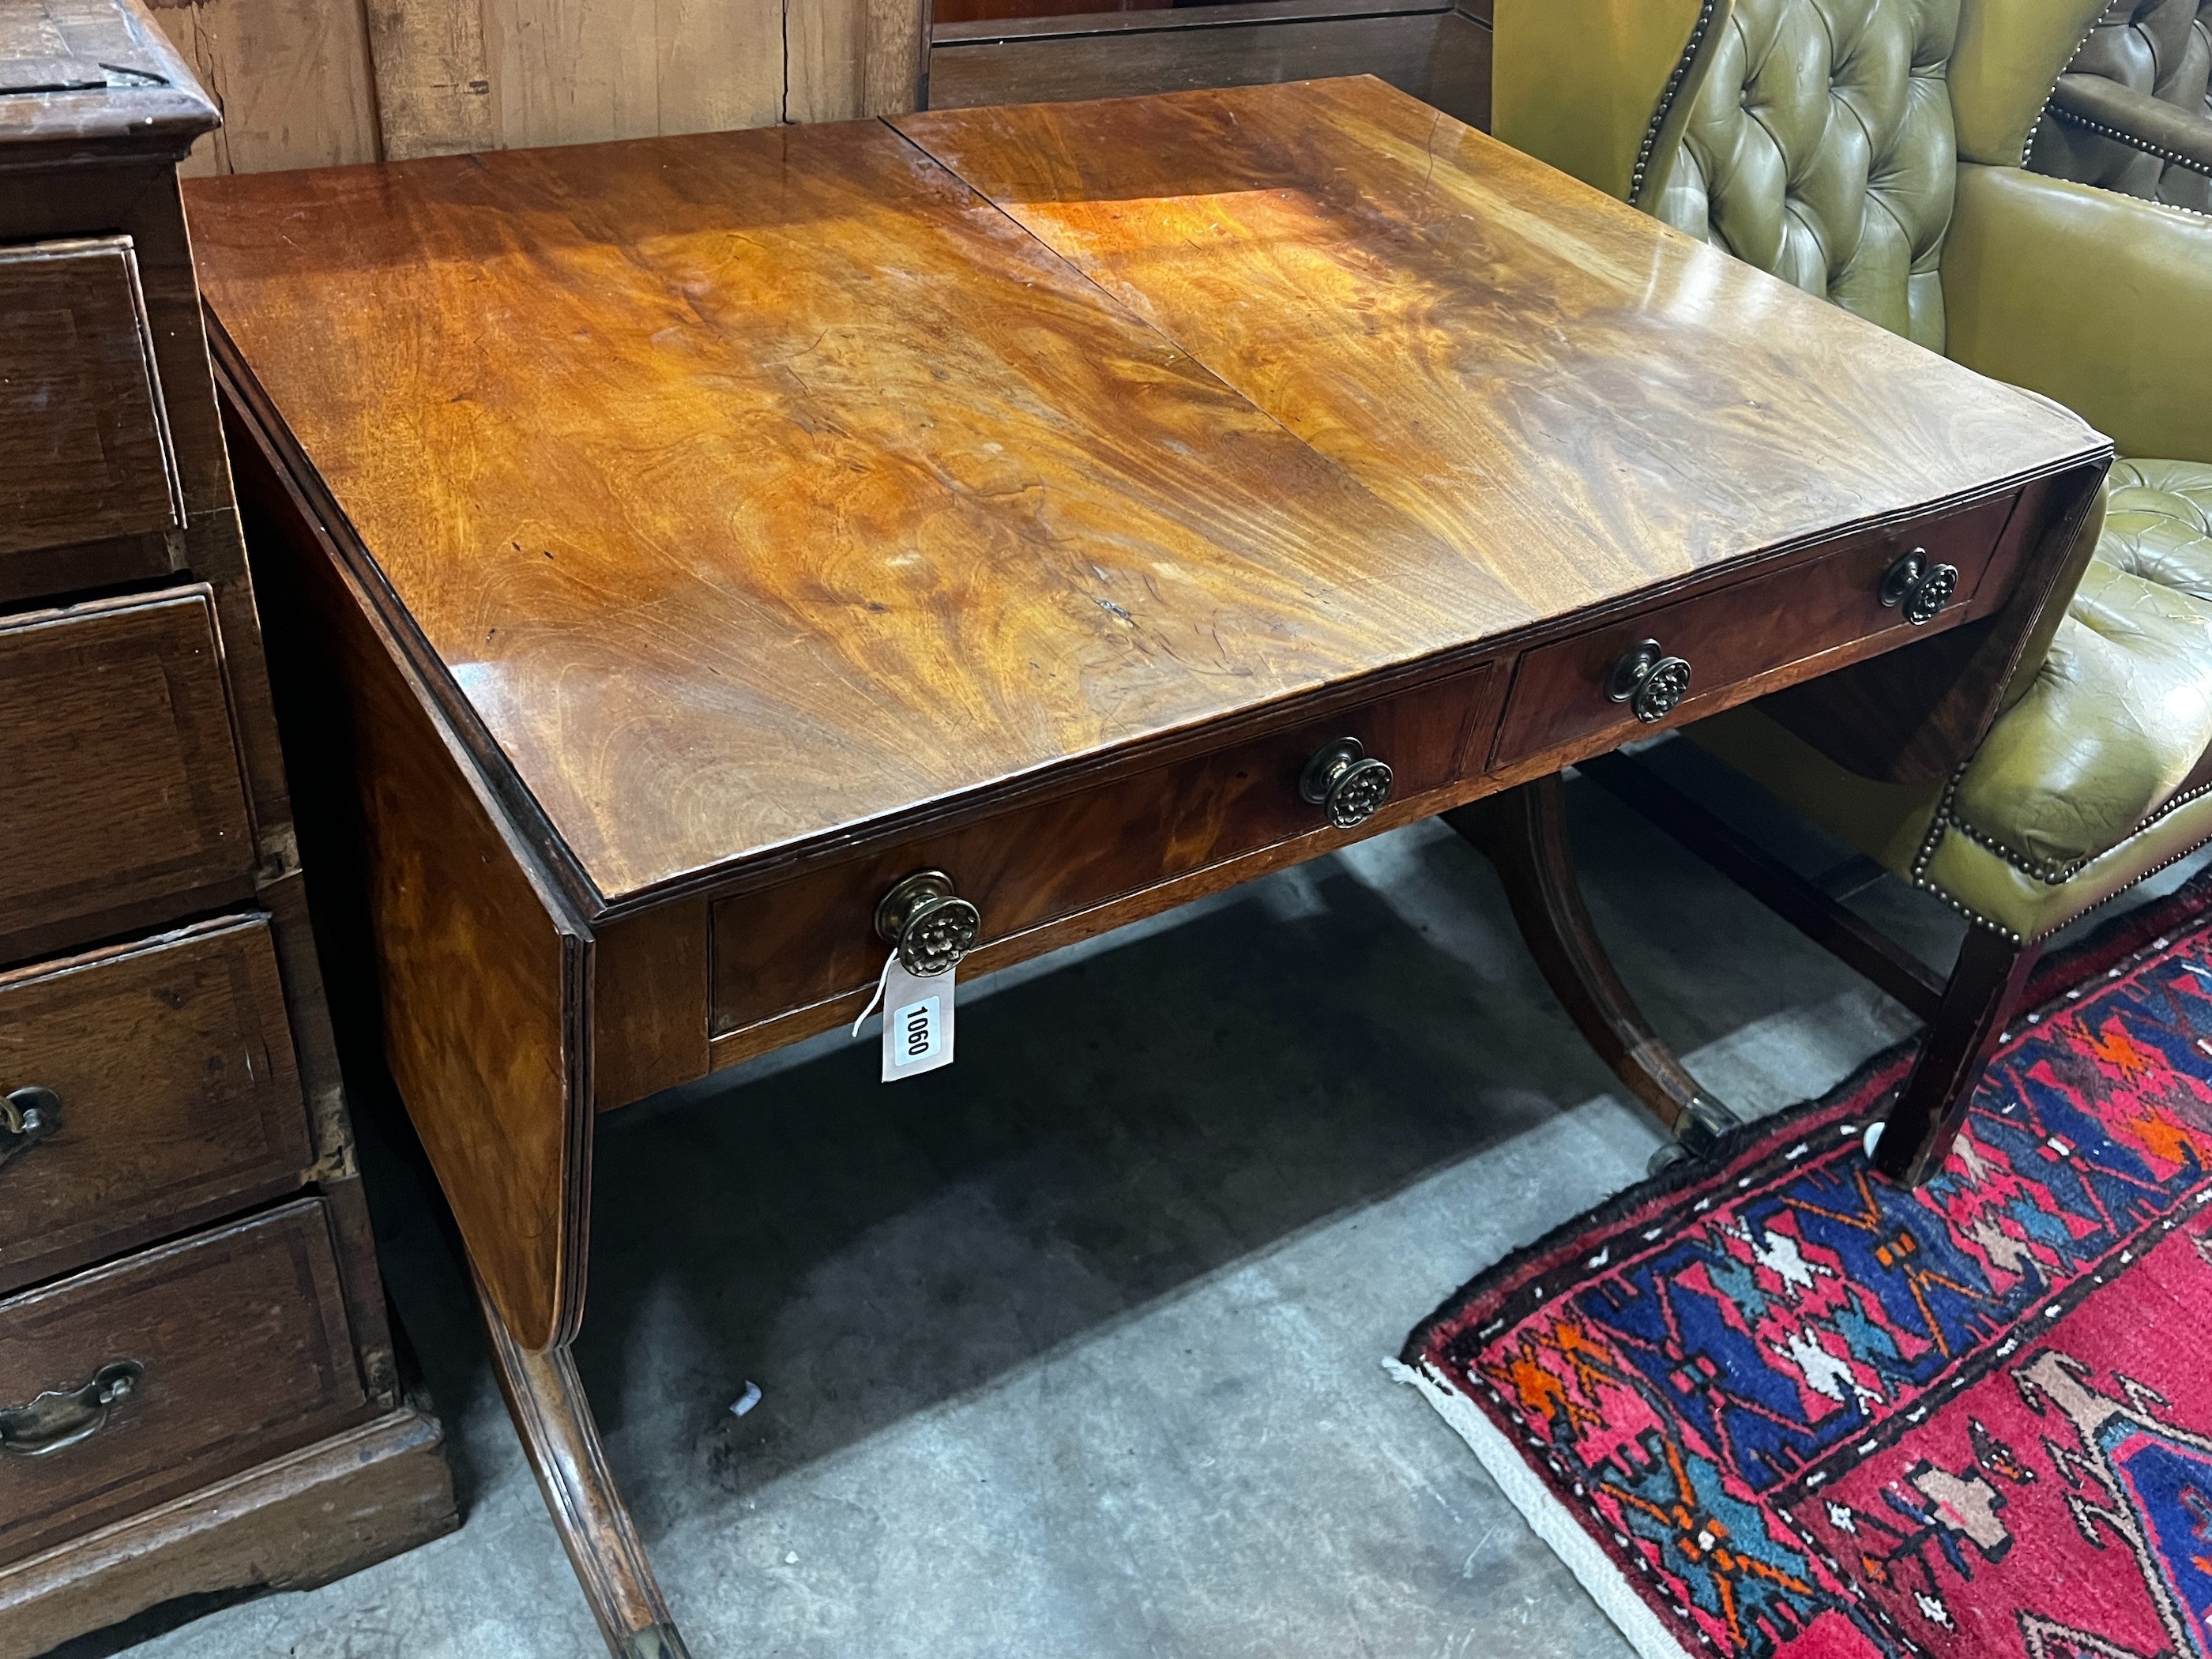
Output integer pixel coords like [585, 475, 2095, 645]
[0, 2, 455, 1652]
[0, 1202, 367, 1567]
[0, 917, 311, 1292]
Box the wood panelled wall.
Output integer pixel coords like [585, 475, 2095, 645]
[152, 0, 925, 175]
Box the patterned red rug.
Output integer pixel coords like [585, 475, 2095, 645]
[1398, 878, 2212, 1659]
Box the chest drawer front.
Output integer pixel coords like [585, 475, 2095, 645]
[0, 238, 183, 567]
[1491, 490, 2022, 769]
[0, 916, 312, 1294]
[0, 589, 256, 961]
[0, 1198, 366, 1567]
[709, 660, 1499, 1042]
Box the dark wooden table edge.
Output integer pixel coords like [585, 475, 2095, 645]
[215, 335, 599, 1353]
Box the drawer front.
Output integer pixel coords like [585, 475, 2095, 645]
[0, 237, 183, 565]
[0, 588, 256, 961]
[0, 1199, 366, 1567]
[710, 659, 1499, 1039]
[1492, 490, 2021, 769]
[0, 916, 313, 1294]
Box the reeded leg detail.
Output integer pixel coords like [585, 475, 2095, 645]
[1447, 773, 1742, 1165]
[474, 1276, 694, 1659]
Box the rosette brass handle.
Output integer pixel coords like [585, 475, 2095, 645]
[1879, 548, 1958, 626]
[1606, 639, 1693, 724]
[875, 871, 981, 977]
[0, 1085, 60, 1172]
[1300, 737, 1394, 830]
[1, 1360, 143, 1458]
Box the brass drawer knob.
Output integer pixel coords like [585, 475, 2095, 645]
[1, 1360, 142, 1459]
[1300, 737, 1394, 829]
[1879, 548, 1958, 626]
[875, 870, 981, 977]
[1606, 638, 1693, 723]
[0, 1085, 60, 1172]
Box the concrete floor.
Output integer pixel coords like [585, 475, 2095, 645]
[88, 745, 2199, 1659]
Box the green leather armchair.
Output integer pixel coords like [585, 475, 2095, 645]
[2030, 0, 2212, 212]
[1492, 0, 2212, 1182]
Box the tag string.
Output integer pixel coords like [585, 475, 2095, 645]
[852, 949, 897, 1038]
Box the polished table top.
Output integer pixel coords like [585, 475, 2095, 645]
[185, 76, 2095, 920]
[186, 79, 2109, 1653]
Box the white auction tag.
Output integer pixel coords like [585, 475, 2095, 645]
[856, 952, 957, 1082]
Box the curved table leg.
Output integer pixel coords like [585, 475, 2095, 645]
[475, 1276, 693, 1659]
[1446, 772, 1740, 1167]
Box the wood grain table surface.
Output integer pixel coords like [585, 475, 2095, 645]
[182, 77, 2109, 1659]
[899, 78, 2067, 602]
[186, 76, 2094, 916]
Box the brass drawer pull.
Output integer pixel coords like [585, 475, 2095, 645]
[1606, 639, 1692, 724]
[875, 870, 981, 976]
[1300, 737, 1394, 829]
[1879, 548, 1958, 626]
[0, 1085, 60, 1171]
[1, 1360, 143, 1458]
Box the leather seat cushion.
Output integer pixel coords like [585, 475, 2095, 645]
[1951, 456, 2212, 876]
[1687, 458, 2212, 940]
[2097, 458, 2212, 598]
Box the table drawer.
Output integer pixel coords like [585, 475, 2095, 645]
[0, 1198, 366, 1567]
[0, 588, 256, 963]
[0, 916, 313, 1295]
[1491, 490, 2021, 769]
[0, 238, 183, 568]
[709, 658, 1500, 1038]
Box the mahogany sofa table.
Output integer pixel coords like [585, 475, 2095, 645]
[183, 77, 2105, 1658]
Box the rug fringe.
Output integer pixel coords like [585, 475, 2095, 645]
[1386, 1357, 1695, 1659]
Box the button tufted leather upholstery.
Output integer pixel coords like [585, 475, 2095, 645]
[1494, 0, 2212, 943]
[1652, 0, 1961, 348]
[1694, 460, 2212, 942]
[1947, 464, 2212, 876]
[2031, 0, 2212, 213]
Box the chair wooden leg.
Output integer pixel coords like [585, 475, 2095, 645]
[475, 1277, 692, 1659]
[1447, 773, 1740, 1161]
[1872, 923, 2041, 1187]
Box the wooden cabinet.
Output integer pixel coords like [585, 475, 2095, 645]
[0, 1202, 367, 1567]
[0, 589, 257, 958]
[0, 236, 183, 566]
[926, 0, 1493, 133]
[0, 2, 454, 1653]
[0, 916, 314, 1292]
